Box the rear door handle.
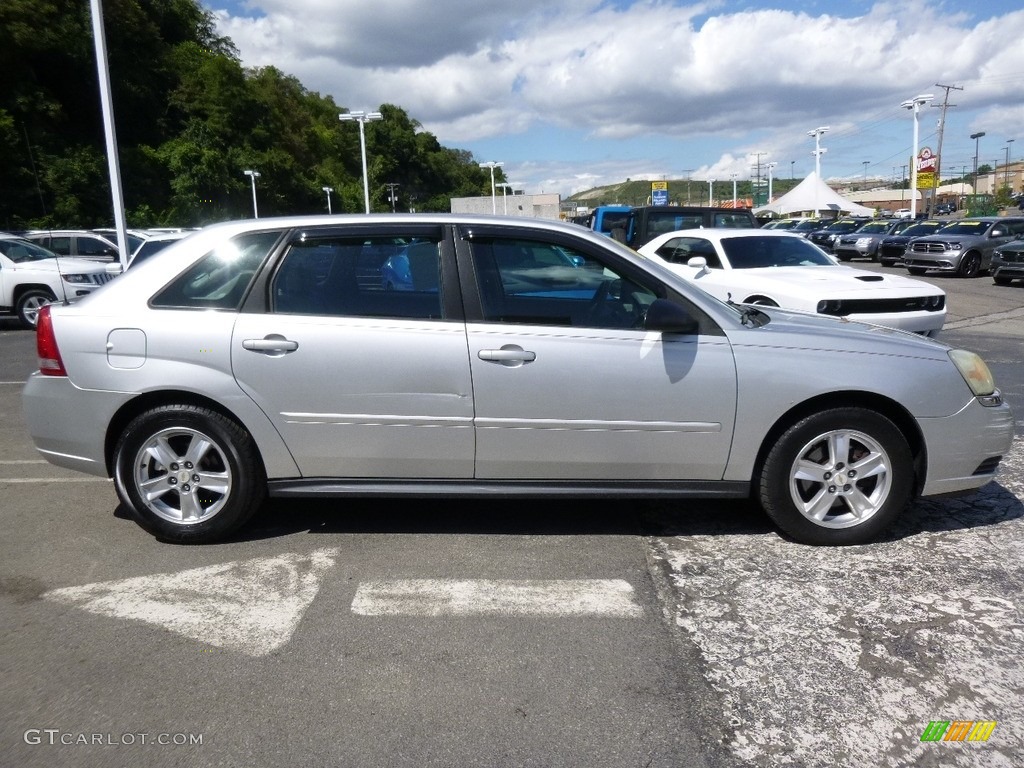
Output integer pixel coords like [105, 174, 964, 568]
[478, 345, 536, 367]
[242, 335, 299, 356]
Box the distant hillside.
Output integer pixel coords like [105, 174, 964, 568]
[567, 177, 802, 208]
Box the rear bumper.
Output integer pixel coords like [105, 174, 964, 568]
[21, 374, 131, 477]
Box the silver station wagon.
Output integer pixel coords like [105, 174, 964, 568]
[22, 215, 1014, 546]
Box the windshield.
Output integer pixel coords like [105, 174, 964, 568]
[790, 220, 824, 231]
[720, 235, 835, 268]
[822, 221, 864, 232]
[857, 222, 890, 233]
[0, 238, 60, 263]
[932, 221, 992, 236]
[900, 221, 945, 237]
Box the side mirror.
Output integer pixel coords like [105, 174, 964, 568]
[686, 256, 710, 276]
[990, 228, 1007, 238]
[645, 298, 699, 334]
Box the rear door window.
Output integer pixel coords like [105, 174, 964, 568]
[272, 234, 444, 320]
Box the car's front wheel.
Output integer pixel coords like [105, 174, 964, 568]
[16, 289, 56, 329]
[758, 408, 913, 545]
[958, 252, 981, 278]
[114, 405, 266, 543]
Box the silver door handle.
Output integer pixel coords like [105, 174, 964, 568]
[242, 337, 299, 354]
[478, 346, 536, 365]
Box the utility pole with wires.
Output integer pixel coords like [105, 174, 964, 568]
[931, 83, 962, 211]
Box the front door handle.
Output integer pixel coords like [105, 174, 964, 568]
[242, 335, 299, 356]
[478, 345, 536, 367]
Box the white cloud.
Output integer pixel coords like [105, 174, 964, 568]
[207, 1, 1024, 195]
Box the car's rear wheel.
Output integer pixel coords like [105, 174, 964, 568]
[759, 408, 913, 545]
[879, 258, 896, 268]
[993, 274, 1013, 286]
[958, 253, 981, 278]
[114, 405, 266, 543]
[16, 289, 56, 329]
[907, 267, 927, 276]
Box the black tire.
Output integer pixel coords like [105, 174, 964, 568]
[958, 253, 981, 278]
[113, 405, 266, 543]
[758, 408, 913, 546]
[907, 267, 927, 276]
[836, 253, 852, 262]
[993, 275, 1012, 286]
[16, 289, 56, 329]
[879, 259, 896, 268]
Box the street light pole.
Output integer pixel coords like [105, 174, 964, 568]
[901, 94, 934, 218]
[707, 179, 715, 206]
[339, 110, 383, 214]
[479, 161, 504, 214]
[862, 161, 870, 185]
[970, 132, 986, 194]
[1005, 139, 1015, 192]
[322, 186, 333, 214]
[808, 126, 829, 216]
[496, 182, 512, 214]
[766, 162, 777, 203]
[244, 169, 260, 218]
[730, 173, 738, 207]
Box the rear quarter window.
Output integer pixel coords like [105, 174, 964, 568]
[150, 231, 281, 310]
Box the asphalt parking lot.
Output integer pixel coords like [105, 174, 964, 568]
[1, 267, 1022, 767]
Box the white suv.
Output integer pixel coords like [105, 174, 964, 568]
[0, 235, 116, 328]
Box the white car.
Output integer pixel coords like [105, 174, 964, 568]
[637, 229, 946, 336]
[0, 234, 116, 328]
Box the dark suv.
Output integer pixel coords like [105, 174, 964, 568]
[806, 218, 871, 253]
[877, 220, 948, 267]
[903, 217, 1024, 277]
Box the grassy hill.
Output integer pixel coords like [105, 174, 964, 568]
[566, 178, 802, 208]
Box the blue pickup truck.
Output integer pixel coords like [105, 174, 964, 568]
[586, 205, 758, 247]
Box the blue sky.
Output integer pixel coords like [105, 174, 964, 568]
[205, 1, 1024, 197]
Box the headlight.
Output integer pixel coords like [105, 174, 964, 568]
[62, 273, 92, 284]
[816, 299, 844, 315]
[949, 349, 1001, 405]
[949, 243, 963, 250]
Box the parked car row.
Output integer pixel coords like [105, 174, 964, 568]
[0, 233, 116, 328]
[762, 215, 1024, 283]
[20, 227, 197, 266]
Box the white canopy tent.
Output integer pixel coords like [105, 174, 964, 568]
[754, 171, 875, 218]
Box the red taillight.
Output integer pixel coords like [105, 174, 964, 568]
[36, 304, 67, 376]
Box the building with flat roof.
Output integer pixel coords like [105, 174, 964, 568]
[451, 193, 561, 220]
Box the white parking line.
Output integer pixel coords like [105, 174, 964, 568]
[351, 578, 643, 617]
[44, 548, 340, 657]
